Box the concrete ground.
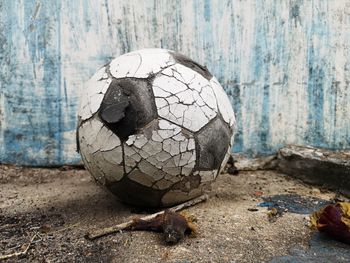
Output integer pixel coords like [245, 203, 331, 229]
[0, 164, 349, 262]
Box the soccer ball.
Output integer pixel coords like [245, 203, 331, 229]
[77, 49, 235, 207]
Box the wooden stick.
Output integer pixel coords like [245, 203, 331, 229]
[85, 194, 208, 240]
[0, 233, 37, 261]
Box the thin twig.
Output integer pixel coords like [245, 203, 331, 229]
[85, 194, 209, 240]
[0, 233, 37, 261]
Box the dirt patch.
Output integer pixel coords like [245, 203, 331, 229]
[0, 165, 341, 262]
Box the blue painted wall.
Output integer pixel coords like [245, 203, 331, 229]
[1, 0, 350, 166]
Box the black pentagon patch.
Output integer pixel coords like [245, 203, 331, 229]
[99, 78, 157, 140]
[170, 52, 213, 80]
[195, 117, 231, 170]
[107, 176, 166, 207]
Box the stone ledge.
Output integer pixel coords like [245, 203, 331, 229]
[232, 154, 278, 171]
[276, 145, 350, 196]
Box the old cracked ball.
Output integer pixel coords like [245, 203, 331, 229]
[77, 48, 236, 207]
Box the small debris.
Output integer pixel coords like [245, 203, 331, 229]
[226, 155, 239, 175]
[161, 250, 172, 260]
[227, 166, 239, 175]
[253, 191, 263, 197]
[267, 208, 281, 223]
[247, 208, 259, 212]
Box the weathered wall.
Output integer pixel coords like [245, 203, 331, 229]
[1, 0, 350, 166]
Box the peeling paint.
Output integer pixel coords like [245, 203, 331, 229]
[1, 0, 350, 165]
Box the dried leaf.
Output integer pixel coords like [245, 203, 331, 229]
[310, 202, 350, 244]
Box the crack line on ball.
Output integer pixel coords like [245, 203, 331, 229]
[121, 143, 127, 175]
[132, 52, 143, 77]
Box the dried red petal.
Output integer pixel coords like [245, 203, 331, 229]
[312, 203, 350, 244]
